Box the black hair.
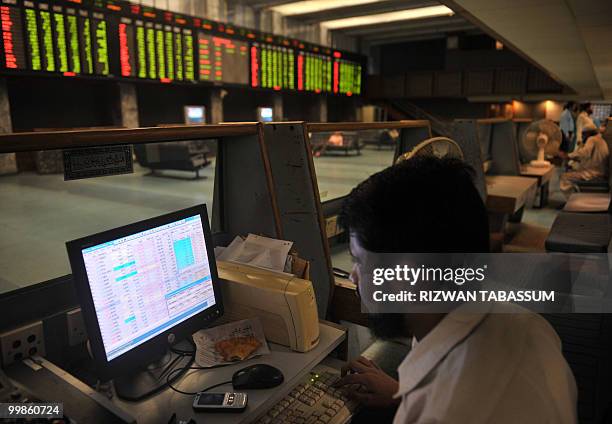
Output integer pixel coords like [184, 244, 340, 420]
[339, 156, 490, 253]
[564, 101, 575, 109]
[580, 102, 592, 112]
[583, 128, 599, 140]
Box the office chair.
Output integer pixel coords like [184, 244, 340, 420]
[133, 142, 209, 179]
[546, 138, 612, 253]
[563, 193, 611, 213]
[545, 208, 611, 253]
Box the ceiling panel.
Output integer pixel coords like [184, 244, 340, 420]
[249, 0, 475, 52]
[443, 0, 607, 99]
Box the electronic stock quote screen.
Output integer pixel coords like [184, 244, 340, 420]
[0, 0, 365, 95]
[1, 0, 108, 75]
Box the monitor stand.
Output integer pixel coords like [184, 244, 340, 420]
[114, 339, 195, 401]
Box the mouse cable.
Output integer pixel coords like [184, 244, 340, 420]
[198, 380, 233, 394]
[166, 362, 233, 396]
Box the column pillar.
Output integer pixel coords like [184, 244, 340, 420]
[311, 96, 327, 122]
[273, 94, 283, 121]
[0, 78, 17, 175]
[114, 83, 139, 128]
[209, 88, 224, 124]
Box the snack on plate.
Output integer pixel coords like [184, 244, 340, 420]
[215, 336, 262, 362]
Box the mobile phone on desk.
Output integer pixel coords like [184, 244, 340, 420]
[193, 392, 248, 412]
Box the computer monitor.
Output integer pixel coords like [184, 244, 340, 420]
[184, 105, 206, 124]
[66, 204, 223, 400]
[257, 107, 274, 122]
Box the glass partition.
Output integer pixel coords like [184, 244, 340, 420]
[306, 122, 432, 273]
[0, 139, 217, 294]
[309, 127, 399, 203]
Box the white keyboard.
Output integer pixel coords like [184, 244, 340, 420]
[255, 365, 359, 424]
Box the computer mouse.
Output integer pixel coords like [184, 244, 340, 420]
[232, 364, 284, 390]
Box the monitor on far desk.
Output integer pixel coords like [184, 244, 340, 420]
[184, 106, 207, 124]
[257, 107, 273, 122]
[66, 204, 223, 401]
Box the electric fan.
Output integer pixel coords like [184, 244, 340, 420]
[396, 137, 464, 163]
[520, 119, 561, 167]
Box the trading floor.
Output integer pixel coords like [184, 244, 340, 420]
[2, 0, 612, 419]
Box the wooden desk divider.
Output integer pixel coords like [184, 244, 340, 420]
[393, 120, 433, 162]
[0, 123, 290, 329]
[477, 120, 493, 162]
[477, 118, 521, 176]
[513, 118, 533, 163]
[452, 120, 488, 203]
[296, 120, 432, 323]
[222, 120, 434, 319]
[0, 121, 435, 324]
[260, 122, 334, 318]
[211, 124, 281, 245]
[454, 119, 537, 234]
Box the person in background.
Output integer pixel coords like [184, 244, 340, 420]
[559, 101, 576, 152]
[328, 131, 344, 147]
[335, 157, 577, 424]
[312, 131, 344, 157]
[576, 102, 595, 147]
[560, 123, 609, 198]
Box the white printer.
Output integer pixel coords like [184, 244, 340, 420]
[216, 260, 320, 352]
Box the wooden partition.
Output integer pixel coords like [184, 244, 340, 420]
[477, 121, 493, 161]
[0, 124, 257, 152]
[513, 118, 533, 163]
[301, 120, 432, 325]
[0, 123, 289, 333]
[477, 118, 521, 176]
[0, 124, 282, 242]
[453, 119, 536, 232]
[308, 120, 432, 230]
[261, 123, 334, 317]
[452, 120, 488, 202]
[212, 126, 281, 243]
[307, 120, 432, 162]
[0, 121, 433, 328]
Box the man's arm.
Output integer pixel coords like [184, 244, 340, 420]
[569, 138, 594, 161]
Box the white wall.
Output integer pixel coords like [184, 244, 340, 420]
[545, 100, 563, 122]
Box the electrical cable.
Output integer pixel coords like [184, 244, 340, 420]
[170, 338, 197, 356]
[165, 360, 233, 396]
[198, 380, 233, 394]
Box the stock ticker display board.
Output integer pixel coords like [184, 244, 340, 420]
[0, 0, 365, 95]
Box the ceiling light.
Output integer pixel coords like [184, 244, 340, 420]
[320, 5, 454, 30]
[269, 0, 384, 16]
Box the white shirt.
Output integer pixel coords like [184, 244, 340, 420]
[568, 133, 609, 178]
[392, 303, 577, 424]
[576, 111, 595, 144]
[559, 109, 575, 138]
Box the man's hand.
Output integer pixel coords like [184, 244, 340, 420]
[333, 356, 400, 408]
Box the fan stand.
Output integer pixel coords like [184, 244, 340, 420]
[530, 135, 551, 168]
[530, 146, 551, 167]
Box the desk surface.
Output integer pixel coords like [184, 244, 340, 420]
[112, 322, 346, 424]
[486, 175, 537, 214]
[520, 164, 554, 184]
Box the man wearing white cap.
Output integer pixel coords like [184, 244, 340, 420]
[560, 123, 609, 198]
